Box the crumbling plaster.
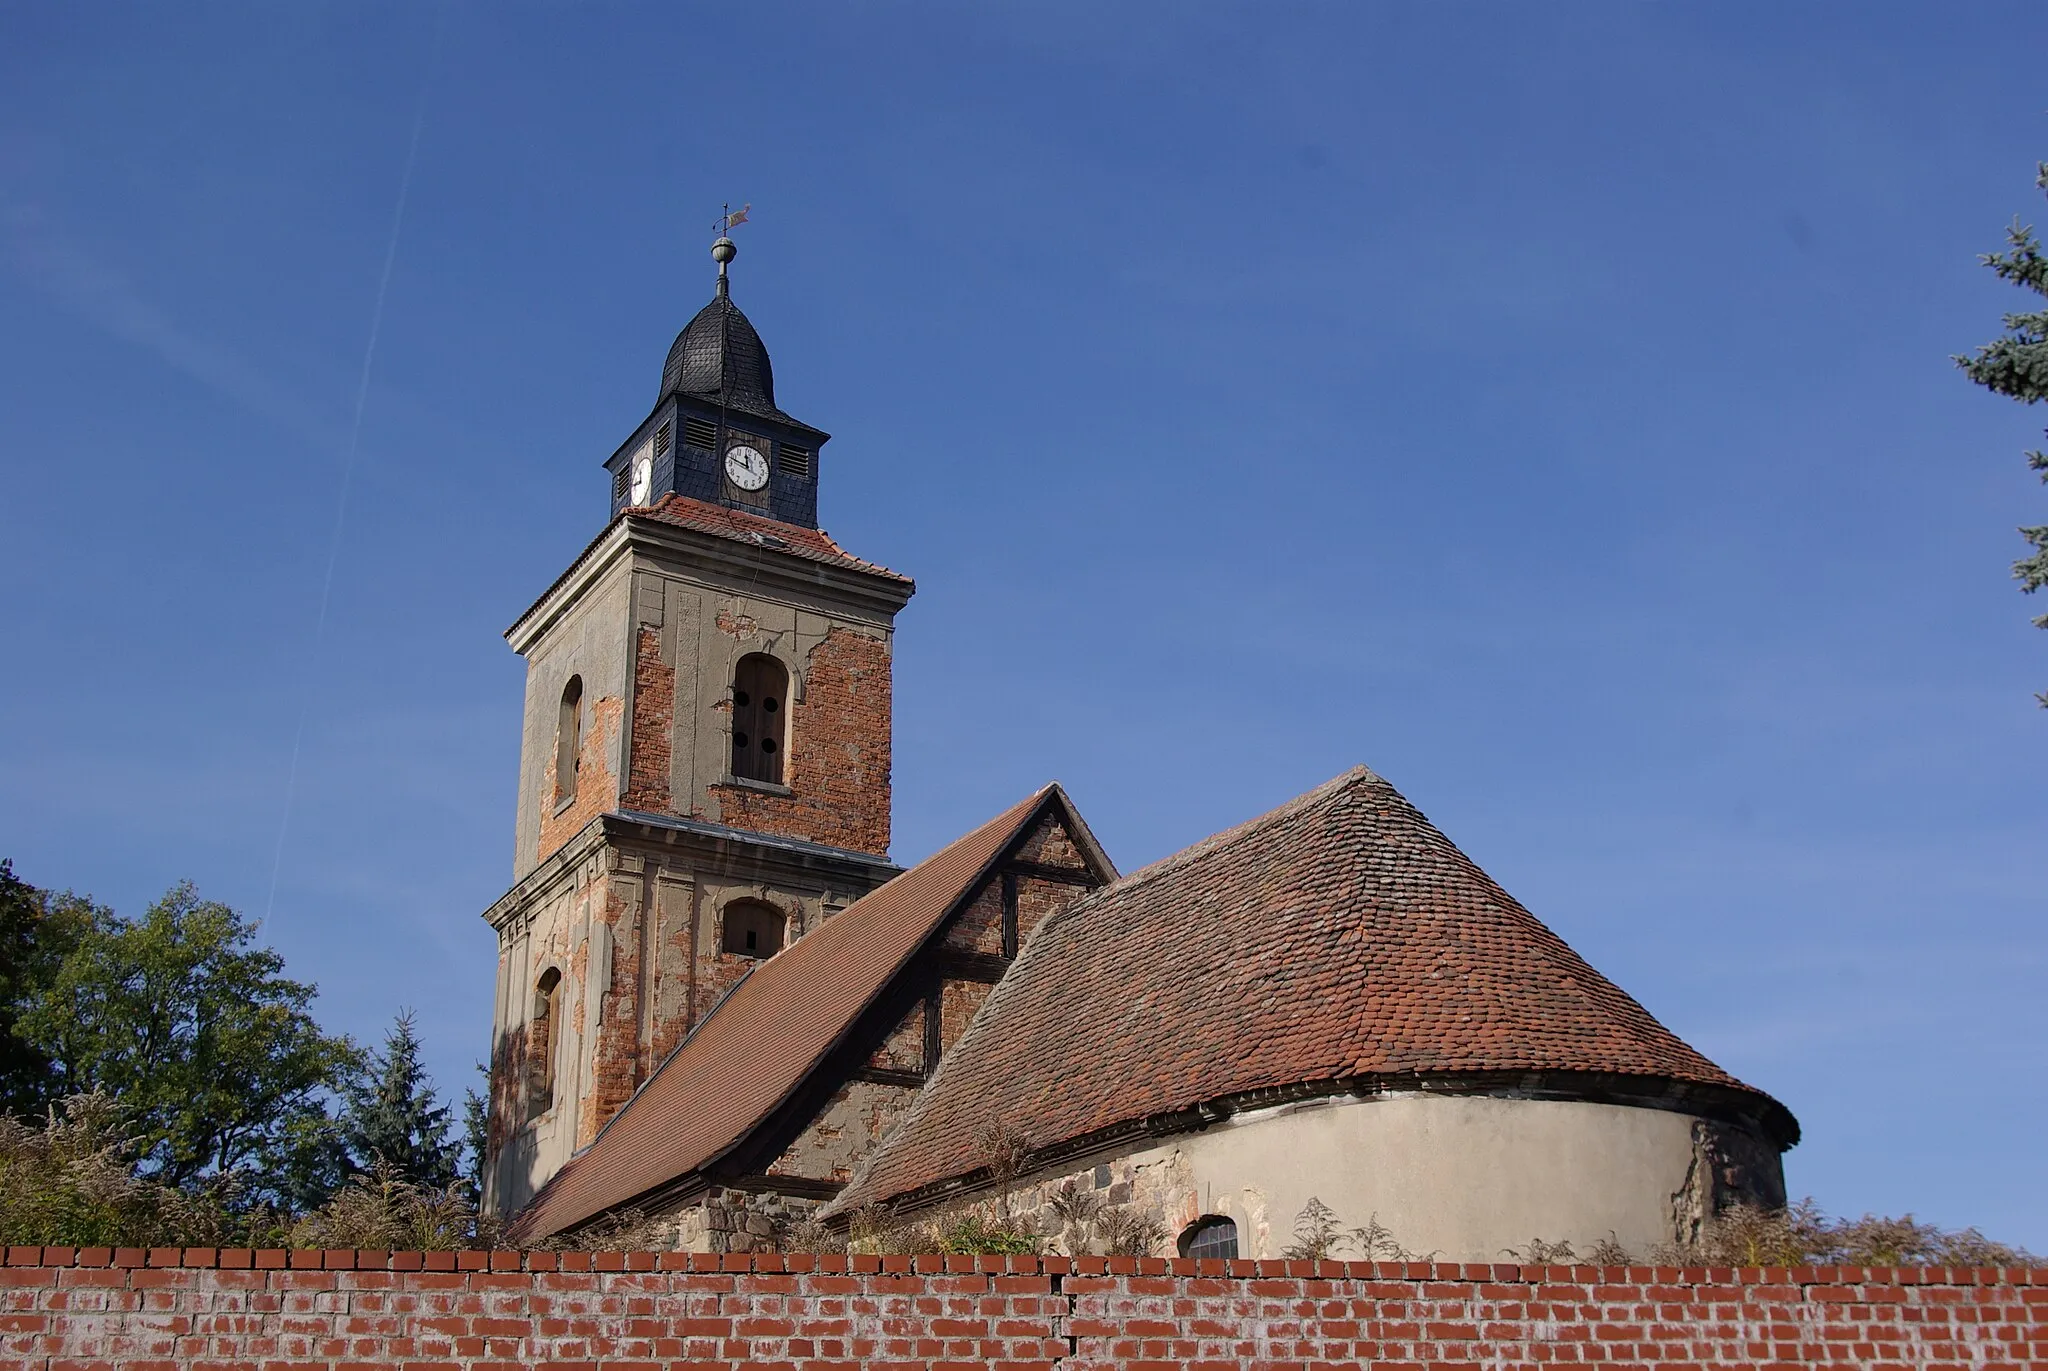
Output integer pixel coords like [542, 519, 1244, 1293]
[1001, 1092, 1786, 1263]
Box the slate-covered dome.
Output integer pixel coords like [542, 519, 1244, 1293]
[659, 292, 795, 426]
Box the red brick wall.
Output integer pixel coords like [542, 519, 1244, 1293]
[536, 693, 621, 866]
[4, 1248, 2040, 1369]
[578, 882, 637, 1147]
[621, 625, 674, 812]
[711, 627, 892, 857]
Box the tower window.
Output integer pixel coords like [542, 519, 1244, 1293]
[654, 419, 673, 458]
[555, 676, 583, 805]
[779, 443, 813, 479]
[683, 415, 719, 450]
[612, 468, 629, 504]
[529, 967, 562, 1116]
[1178, 1216, 1238, 1262]
[730, 653, 788, 785]
[721, 900, 786, 959]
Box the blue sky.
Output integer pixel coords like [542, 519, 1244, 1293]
[3, 3, 2044, 1245]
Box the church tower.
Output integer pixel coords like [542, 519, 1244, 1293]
[480, 234, 914, 1218]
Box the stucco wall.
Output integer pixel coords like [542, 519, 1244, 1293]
[514, 559, 632, 880]
[1010, 1091, 1784, 1262]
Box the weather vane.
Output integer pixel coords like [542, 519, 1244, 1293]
[710, 203, 750, 293]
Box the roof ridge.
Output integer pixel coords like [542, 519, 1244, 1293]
[1082, 765, 1378, 904]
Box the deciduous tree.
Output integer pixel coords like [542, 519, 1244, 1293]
[13, 882, 360, 1191]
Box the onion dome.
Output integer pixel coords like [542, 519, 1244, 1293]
[657, 236, 803, 427]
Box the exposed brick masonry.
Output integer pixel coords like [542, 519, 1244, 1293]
[536, 695, 621, 866]
[622, 626, 674, 813]
[578, 883, 639, 1148]
[3, 1248, 2041, 1370]
[712, 627, 893, 857]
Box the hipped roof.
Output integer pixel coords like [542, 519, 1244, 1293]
[834, 766, 1797, 1213]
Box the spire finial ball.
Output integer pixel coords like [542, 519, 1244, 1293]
[711, 236, 736, 265]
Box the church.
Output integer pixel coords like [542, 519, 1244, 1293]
[479, 234, 1797, 1260]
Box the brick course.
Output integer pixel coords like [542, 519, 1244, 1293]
[710, 627, 893, 857]
[536, 694, 621, 866]
[622, 625, 675, 812]
[2, 1248, 2041, 1370]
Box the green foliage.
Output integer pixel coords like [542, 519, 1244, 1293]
[936, 1211, 1039, 1255]
[0, 1093, 244, 1247]
[0, 1093, 490, 1252]
[0, 862, 93, 1120]
[461, 1072, 490, 1204]
[342, 1012, 459, 1191]
[290, 1161, 487, 1252]
[1956, 159, 2048, 703]
[12, 881, 362, 1192]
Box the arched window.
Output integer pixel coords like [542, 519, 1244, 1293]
[528, 967, 562, 1115]
[729, 654, 788, 785]
[555, 676, 584, 805]
[1178, 1216, 1238, 1261]
[721, 900, 786, 959]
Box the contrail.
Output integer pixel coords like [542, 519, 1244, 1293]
[264, 32, 440, 927]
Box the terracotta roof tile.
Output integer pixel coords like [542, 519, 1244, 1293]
[505, 786, 1055, 1242]
[629, 494, 912, 584]
[834, 766, 1797, 1212]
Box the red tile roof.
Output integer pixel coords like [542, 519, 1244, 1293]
[834, 767, 1797, 1213]
[504, 785, 1059, 1242]
[630, 494, 912, 584]
[507, 495, 911, 641]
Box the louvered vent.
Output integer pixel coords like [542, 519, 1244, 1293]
[780, 443, 813, 479]
[682, 416, 718, 449]
[654, 420, 672, 458]
[611, 468, 629, 503]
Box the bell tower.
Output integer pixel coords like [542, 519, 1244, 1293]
[480, 231, 915, 1219]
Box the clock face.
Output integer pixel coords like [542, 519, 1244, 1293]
[628, 453, 652, 505]
[724, 444, 770, 492]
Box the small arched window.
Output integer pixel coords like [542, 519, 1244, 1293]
[529, 967, 562, 1116]
[555, 676, 584, 805]
[721, 900, 786, 959]
[1178, 1216, 1238, 1261]
[730, 654, 788, 785]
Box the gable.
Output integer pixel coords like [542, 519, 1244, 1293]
[741, 802, 1113, 1186]
[503, 784, 1114, 1241]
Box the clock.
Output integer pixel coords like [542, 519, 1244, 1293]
[724, 443, 769, 492]
[629, 451, 653, 505]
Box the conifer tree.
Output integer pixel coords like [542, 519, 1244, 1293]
[342, 1012, 459, 1191]
[1957, 159, 2048, 704]
[460, 1070, 490, 1204]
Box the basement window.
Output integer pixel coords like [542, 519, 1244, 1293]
[1178, 1216, 1238, 1262]
[722, 900, 786, 959]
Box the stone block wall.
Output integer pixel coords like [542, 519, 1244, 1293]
[2, 1246, 2042, 1369]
